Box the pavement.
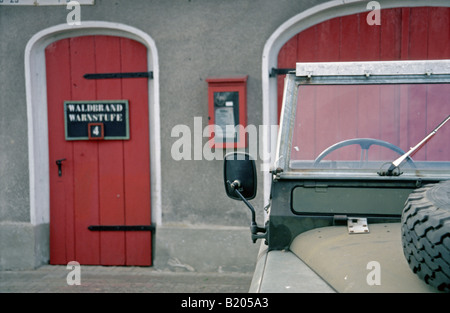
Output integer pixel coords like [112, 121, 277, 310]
[0, 265, 253, 293]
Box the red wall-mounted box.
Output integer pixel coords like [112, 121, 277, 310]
[206, 76, 248, 148]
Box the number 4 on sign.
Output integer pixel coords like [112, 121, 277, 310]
[89, 123, 103, 140]
[92, 126, 100, 136]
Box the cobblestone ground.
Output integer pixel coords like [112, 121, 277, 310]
[0, 265, 253, 293]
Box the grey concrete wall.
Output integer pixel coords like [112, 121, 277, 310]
[0, 0, 328, 270]
[0, 222, 49, 270]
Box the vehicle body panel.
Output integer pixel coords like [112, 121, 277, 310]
[249, 243, 334, 293]
[291, 223, 437, 292]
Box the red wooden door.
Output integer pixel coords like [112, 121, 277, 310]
[46, 35, 152, 266]
[277, 7, 450, 118]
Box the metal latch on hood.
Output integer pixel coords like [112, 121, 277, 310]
[347, 218, 369, 234]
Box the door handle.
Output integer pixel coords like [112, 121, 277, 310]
[56, 159, 66, 177]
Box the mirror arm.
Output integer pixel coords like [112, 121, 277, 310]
[228, 180, 267, 243]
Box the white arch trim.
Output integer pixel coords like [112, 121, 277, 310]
[25, 21, 162, 226]
[261, 0, 450, 205]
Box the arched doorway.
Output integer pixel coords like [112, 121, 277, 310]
[276, 7, 450, 118]
[25, 22, 161, 265]
[262, 1, 450, 206]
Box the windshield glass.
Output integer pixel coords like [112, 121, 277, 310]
[289, 83, 450, 173]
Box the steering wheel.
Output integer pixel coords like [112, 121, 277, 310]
[313, 138, 415, 168]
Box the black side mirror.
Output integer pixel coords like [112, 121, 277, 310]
[223, 152, 266, 243]
[223, 152, 257, 200]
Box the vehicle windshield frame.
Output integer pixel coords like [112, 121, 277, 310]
[275, 60, 450, 180]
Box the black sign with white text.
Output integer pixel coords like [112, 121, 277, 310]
[64, 100, 129, 140]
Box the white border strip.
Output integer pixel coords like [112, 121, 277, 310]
[0, 0, 94, 5]
[25, 21, 161, 226]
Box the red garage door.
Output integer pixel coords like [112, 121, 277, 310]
[46, 35, 152, 266]
[277, 7, 450, 118]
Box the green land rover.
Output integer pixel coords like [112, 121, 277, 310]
[224, 60, 450, 293]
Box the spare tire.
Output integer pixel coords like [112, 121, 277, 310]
[401, 180, 450, 292]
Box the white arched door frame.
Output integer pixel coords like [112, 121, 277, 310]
[261, 0, 450, 205]
[25, 21, 162, 227]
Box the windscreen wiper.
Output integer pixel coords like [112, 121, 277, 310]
[379, 115, 450, 176]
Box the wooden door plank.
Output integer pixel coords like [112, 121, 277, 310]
[380, 8, 402, 60]
[292, 85, 316, 160]
[340, 14, 360, 61]
[379, 85, 401, 159]
[427, 7, 450, 59]
[296, 25, 317, 62]
[359, 11, 381, 61]
[46, 38, 75, 264]
[120, 37, 152, 266]
[314, 85, 339, 158]
[316, 17, 340, 62]
[425, 84, 450, 161]
[69, 36, 101, 265]
[358, 85, 382, 159]
[406, 84, 428, 160]
[337, 85, 359, 160]
[94, 35, 126, 265]
[407, 7, 428, 60]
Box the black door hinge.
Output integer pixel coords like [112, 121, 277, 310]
[269, 68, 296, 77]
[84, 71, 153, 80]
[88, 225, 155, 232]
